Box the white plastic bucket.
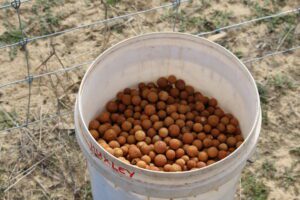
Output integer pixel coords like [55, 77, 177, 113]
[75, 32, 261, 200]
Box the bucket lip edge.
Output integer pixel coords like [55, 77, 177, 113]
[77, 32, 261, 176]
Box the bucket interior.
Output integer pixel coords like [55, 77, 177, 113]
[79, 33, 259, 139]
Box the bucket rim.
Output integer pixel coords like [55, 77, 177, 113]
[77, 32, 261, 176]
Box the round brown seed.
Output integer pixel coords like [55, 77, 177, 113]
[169, 139, 182, 150]
[154, 154, 167, 167]
[192, 139, 203, 150]
[144, 104, 156, 116]
[97, 112, 110, 123]
[207, 147, 218, 158]
[156, 101, 166, 110]
[198, 151, 208, 162]
[203, 138, 212, 148]
[175, 79, 186, 90]
[154, 141, 167, 154]
[207, 160, 216, 165]
[193, 123, 203, 132]
[157, 77, 169, 88]
[227, 124, 236, 134]
[153, 121, 164, 130]
[103, 129, 117, 142]
[114, 148, 123, 157]
[135, 130, 146, 141]
[208, 115, 220, 127]
[187, 160, 197, 170]
[208, 98, 218, 107]
[141, 155, 151, 164]
[203, 124, 212, 133]
[128, 145, 142, 159]
[218, 134, 227, 143]
[127, 135, 136, 144]
[89, 120, 100, 130]
[163, 116, 174, 127]
[218, 150, 227, 159]
[164, 164, 172, 172]
[186, 145, 198, 157]
[196, 161, 207, 168]
[218, 143, 228, 151]
[106, 101, 118, 113]
[158, 91, 169, 101]
[182, 133, 194, 144]
[90, 130, 99, 140]
[109, 140, 120, 149]
[175, 148, 185, 158]
[132, 95, 141, 106]
[137, 160, 147, 168]
[166, 149, 176, 160]
[226, 136, 237, 147]
[195, 102, 205, 112]
[175, 158, 185, 168]
[117, 136, 126, 146]
[121, 121, 132, 131]
[167, 75, 177, 84]
[142, 119, 152, 130]
[168, 124, 180, 137]
[158, 127, 168, 138]
[147, 92, 158, 103]
[121, 94, 131, 105]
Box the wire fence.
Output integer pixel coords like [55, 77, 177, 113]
[0, 0, 30, 9]
[0, 0, 299, 134]
[0, 0, 190, 49]
[196, 7, 300, 36]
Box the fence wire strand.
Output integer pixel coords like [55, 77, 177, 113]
[12, 0, 32, 126]
[197, 7, 300, 36]
[243, 45, 300, 63]
[0, 0, 30, 10]
[1, 110, 73, 133]
[0, 60, 92, 89]
[172, 0, 181, 32]
[1, 43, 299, 90]
[1, 3, 298, 50]
[0, 0, 190, 49]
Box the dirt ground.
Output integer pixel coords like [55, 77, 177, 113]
[0, 0, 299, 199]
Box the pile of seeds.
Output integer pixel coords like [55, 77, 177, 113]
[88, 75, 244, 172]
